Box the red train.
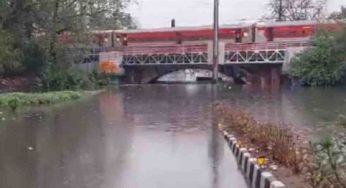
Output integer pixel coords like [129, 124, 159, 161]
[89, 20, 342, 48]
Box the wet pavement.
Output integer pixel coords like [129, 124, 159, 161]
[0, 84, 248, 188]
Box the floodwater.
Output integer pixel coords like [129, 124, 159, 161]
[1, 84, 345, 188]
[0, 84, 248, 188]
[216, 84, 346, 138]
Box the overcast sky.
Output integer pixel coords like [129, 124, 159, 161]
[128, 0, 346, 28]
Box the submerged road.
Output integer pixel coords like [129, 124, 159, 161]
[0, 84, 247, 188]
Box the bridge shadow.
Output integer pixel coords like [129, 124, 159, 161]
[122, 64, 240, 84]
[122, 64, 283, 88]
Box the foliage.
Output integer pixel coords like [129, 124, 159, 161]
[0, 91, 84, 110]
[215, 102, 346, 188]
[309, 136, 346, 188]
[289, 31, 346, 86]
[329, 6, 346, 20]
[0, 30, 24, 76]
[0, 0, 136, 79]
[89, 70, 112, 87]
[22, 40, 46, 73]
[37, 64, 114, 91]
[88, 0, 138, 30]
[266, 0, 326, 21]
[215, 103, 304, 172]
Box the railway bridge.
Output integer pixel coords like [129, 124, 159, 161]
[121, 41, 308, 85]
[77, 20, 341, 85]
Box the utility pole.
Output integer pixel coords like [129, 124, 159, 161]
[212, 0, 219, 83]
[278, 0, 283, 21]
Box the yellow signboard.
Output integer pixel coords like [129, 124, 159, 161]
[99, 61, 119, 74]
[98, 52, 123, 75]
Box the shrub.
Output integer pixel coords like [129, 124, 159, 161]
[0, 30, 24, 76]
[0, 91, 84, 109]
[23, 40, 46, 74]
[38, 64, 114, 91]
[310, 136, 346, 187]
[215, 102, 346, 188]
[215, 103, 304, 171]
[289, 31, 346, 86]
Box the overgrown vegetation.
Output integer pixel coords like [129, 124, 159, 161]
[309, 136, 346, 187]
[288, 6, 346, 87]
[289, 30, 346, 86]
[0, 30, 24, 76]
[0, 0, 135, 91]
[215, 102, 346, 188]
[215, 103, 305, 172]
[38, 65, 112, 91]
[0, 91, 85, 110]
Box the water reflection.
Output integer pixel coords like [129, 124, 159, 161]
[218, 84, 346, 136]
[1, 84, 344, 188]
[0, 84, 247, 188]
[208, 115, 224, 188]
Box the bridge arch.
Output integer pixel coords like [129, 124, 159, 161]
[156, 68, 232, 83]
[123, 64, 235, 84]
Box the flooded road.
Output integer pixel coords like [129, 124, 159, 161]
[1, 84, 345, 188]
[0, 84, 248, 188]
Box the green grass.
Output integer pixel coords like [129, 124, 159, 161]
[0, 91, 86, 110]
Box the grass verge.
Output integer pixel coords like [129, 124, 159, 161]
[0, 91, 88, 110]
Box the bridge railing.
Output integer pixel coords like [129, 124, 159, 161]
[225, 41, 310, 51]
[88, 41, 311, 65]
[122, 44, 209, 65]
[223, 41, 310, 64]
[122, 44, 208, 55]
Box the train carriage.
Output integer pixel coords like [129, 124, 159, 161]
[65, 20, 342, 68]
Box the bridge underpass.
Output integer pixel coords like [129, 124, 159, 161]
[119, 42, 303, 86]
[122, 64, 282, 87]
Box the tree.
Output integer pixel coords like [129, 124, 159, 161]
[88, 0, 138, 30]
[0, 0, 137, 74]
[266, 0, 327, 21]
[289, 31, 346, 86]
[32, 0, 137, 65]
[0, 30, 24, 75]
[329, 6, 346, 20]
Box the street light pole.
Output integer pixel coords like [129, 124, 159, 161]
[212, 0, 219, 83]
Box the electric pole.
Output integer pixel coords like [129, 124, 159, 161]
[212, 0, 219, 83]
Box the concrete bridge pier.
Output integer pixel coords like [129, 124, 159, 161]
[247, 64, 282, 89]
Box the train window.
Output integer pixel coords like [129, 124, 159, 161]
[267, 27, 274, 42]
[235, 29, 242, 43]
[122, 34, 128, 46]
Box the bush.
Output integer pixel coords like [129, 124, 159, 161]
[310, 136, 346, 187]
[89, 70, 112, 87]
[215, 102, 346, 188]
[0, 30, 24, 76]
[215, 103, 304, 172]
[23, 40, 46, 74]
[38, 64, 113, 91]
[0, 91, 84, 110]
[289, 31, 346, 86]
[38, 65, 90, 91]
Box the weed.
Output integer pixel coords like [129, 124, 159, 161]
[215, 102, 346, 188]
[0, 91, 85, 109]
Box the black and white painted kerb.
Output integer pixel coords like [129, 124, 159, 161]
[222, 131, 286, 188]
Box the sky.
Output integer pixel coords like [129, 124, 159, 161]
[127, 0, 346, 28]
